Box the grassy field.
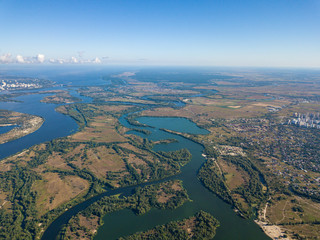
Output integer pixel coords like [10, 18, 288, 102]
[32, 173, 89, 215]
[265, 194, 320, 239]
[141, 96, 291, 126]
[71, 115, 127, 143]
[218, 158, 248, 190]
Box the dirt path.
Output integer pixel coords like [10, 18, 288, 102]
[214, 160, 223, 176]
[0, 200, 7, 209]
[255, 198, 291, 240]
[262, 202, 268, 221]
[277, 200, 289, 224]
[297, 196, 320, 211]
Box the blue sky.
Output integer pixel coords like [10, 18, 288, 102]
[0, 0, 319, 67]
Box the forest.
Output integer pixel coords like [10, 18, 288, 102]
[120, 211, 220, 240]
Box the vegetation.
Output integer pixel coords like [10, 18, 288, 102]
[120, 211, 220, 240]
[130, 128, 152, 135]
[198, 159, 233, 205]
[259, 193, 320, 240]
[126, 114, 149, 127]
[0, 166, 41, 239]
[41, 91, 81, 104]
[157, 148, 192, 166]
[198, 153, 267, 218]
[62, 74, 320, 239]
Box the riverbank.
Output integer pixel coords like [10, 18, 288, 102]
[255, 220, 290, 240]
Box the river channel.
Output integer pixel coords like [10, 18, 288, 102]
[93, 116, 270, 240]
[42, 113, 270, 240]
[0, 76, 270, 239]
[0, 93, 78, 160]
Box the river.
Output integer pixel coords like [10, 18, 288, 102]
[94, 116, 270, 240]
[41, 113, 270, 240]
[0, 93, 78, 160]
[0, 66, 270, 240]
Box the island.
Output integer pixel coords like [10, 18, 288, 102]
[40, 90, 82, 104]
[0, 110, 44, 144]
[120, 211, 220, 240]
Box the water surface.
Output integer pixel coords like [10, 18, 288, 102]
[0, 93, 78, 160]
[95, 117, 270, 240]
[0, 125, 17, 134]
[0, 67, 270, 240]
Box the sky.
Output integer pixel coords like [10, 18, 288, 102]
[0, 0, 319, 67]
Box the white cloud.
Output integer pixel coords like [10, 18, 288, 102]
[0, 53, 102, 64]
[0, 53, 13, 63]
[71, 57, 78, 63]
[57, 59, 66, 64]
[16, 55, 25, 63]
[92, 57, 101, 64]
[37, 54, 45, 63]
[49, 58, 66, 64]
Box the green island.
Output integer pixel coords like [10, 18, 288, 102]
[119, 211, 219, 240]
[40, 90, 82, 104]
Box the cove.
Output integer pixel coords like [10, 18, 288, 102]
[0, 93, 78, 160]
[0, 125, 17, 134]
[94, 116, 270, 240]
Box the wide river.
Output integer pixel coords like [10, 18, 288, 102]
[94, 116, 270, 240]
[0, 67, 270, 240]
[41, 110, 270, 239]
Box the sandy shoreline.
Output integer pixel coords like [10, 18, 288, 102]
[255, 220, 290, 240]
[0, 116, 44, 144]
[255, 202, 291, 240]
